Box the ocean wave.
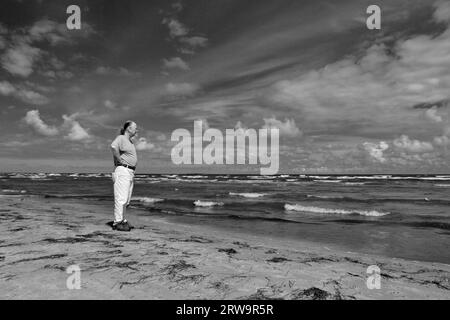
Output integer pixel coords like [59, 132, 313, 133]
[229, 192, 266, 198]
[162, 174, 178, 178]
[247, 175, 276, 180]
[343, 182, 366, 186]
[9, 174, 28, 178]
[183, 175, 209, 179]
[194, 200, 224, 207]
[1, 189, 27, 193]
[313, 180, 342, 183]
[306, 194, 344, 200]
[435, 184, 450, 187]
[284, 204, 390, 217]
[83, 174, 103, 178]
[132, 197, 164, 203]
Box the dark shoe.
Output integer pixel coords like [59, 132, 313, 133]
[115, 221, 131, 232]
[123, 219, 134, 229]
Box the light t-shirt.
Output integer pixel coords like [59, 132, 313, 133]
[111, 135, 137, 167]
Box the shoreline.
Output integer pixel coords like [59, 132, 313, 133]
[0, 195, 449, 299]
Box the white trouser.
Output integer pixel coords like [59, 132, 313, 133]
[112, 166, 134, 223]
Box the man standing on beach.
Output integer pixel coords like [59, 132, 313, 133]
[110, 120, 138, 231]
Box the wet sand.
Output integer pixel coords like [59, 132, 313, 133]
[0, 195, 449, 299]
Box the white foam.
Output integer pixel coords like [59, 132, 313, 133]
[184, 175, 208, 179]
[247, 175, 275, 180]
[194, 200, 224, 207]
[307, 194, 343, 199]
[435, 184, 450, 187]
[85, 174, 102, 178]
[163, 174, 178, 178]
[229, 192, 266, 198]
[2, 189, 27, 193]
[284, 204, 390, 217]
[9, 174, 27, 178]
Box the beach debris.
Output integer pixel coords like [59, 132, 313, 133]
[209, 281, 229, 291]
[288, 287, 335, 300]
[245, 288, 283, 300]
[41, 237, 90, 244]
[9, 254, 67, 265]
[179, 236, 213, 243]
[233, 241, 250, 248]
[267, 257, 291, 263]
[162, 260, 196, 278]
[218, 248, 238, 256]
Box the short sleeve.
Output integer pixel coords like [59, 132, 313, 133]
[111, 135, 123, 150]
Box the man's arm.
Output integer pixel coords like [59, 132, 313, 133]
[111, 145, 122, 165]
[111, 136, 123, 165]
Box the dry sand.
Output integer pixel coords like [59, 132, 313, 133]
[0, 195, 449, 299]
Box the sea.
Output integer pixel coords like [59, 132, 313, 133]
[1, 173, 449, 264]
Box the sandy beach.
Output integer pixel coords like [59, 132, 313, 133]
[0, 195, 449, 300]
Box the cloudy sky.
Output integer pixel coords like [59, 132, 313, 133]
[0, 0, 449, 173]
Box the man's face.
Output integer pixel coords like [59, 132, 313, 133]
[128, 122, 138, 137]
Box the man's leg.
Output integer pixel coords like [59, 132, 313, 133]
[113, 168, 131, 224]
[126, 175, 134, 207]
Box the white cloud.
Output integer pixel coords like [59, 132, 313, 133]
[179, 36, 208, 49]
[162, 18, 188, 37]
[262, 116, 302, 137]
[363, 141, 389, 163]
[161, 13, 208, 54]
[1, 42, 41, 77]
[1, 19, 94, 79]
[135, 137, 155, 151]
[62, 114, 91, 142]
[434, 126, 450, 146]
[0, 80, 49, 105]
[433, 0, 450, 23]
[24, 110, 59, 136]
[95, 66, 141, 77]
[163, 57, 190, 71]
[165, 82, 199, 97]
[425, 107, 443, 123]
[15, 88, 49, 105]
[156, 133, 167, 141]
[393, 135, 434, 153]
[0, 81, 15, 95]
[434, 135, 450, 146]
[28, 19, 65, 45]
[234, 121, 247, 130]
[28, 19, 95, 45]
[269, 3, 450, 136]
[104, 100, 117, 109]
